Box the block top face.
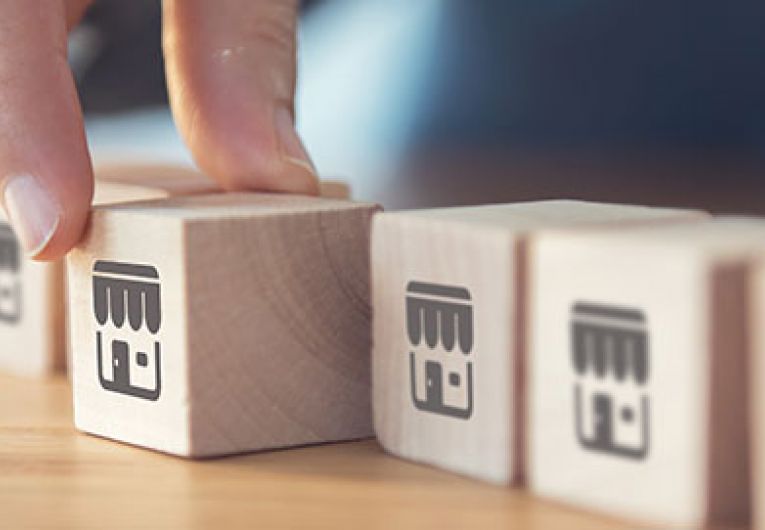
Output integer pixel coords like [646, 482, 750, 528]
[95, 163, 218, 190]
[94, 192, 378, 222]
[536, 217, 765, 261]
[92, 172, 218, 207]
[375, 200, 703, 235]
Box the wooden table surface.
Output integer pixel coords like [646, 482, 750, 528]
[0, 373, 639, 529]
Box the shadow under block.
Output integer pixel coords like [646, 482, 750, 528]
[371, 200, 706, 485]
[67, 192, 378, 457]
[528, 218, 763, 528]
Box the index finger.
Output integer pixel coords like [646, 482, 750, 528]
[0, 1, 93, 260]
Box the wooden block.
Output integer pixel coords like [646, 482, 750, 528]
[7, 162, 349, 377]
[0, 220, 63, 376]
[93, 164, 219, 205]
[751, 255, 765, 530]
[97, 163, 351, 201]
[67, 192, 379, 457]
[528, 218, 759, 527]
[319, 180, 352, 200]
[0, 168, 216, 378]
[372, 200, 706, 485]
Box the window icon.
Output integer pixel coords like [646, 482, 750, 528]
[93, 260, 162, 401]
[0, 223, 21, 324]
[571, 302, 649, 460]
[406, 281, 474, 419]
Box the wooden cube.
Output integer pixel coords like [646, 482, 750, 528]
[0, 220, 62, 376]
[68, 192, 378, 457]
[318, 180, 352, 200]
[372, 200, 705, 485]
[93, 165, 219, 205]
[0, 170, 216, 377]
[96, 164, 350, 200]
[529, 218, 759, 527]
[750, 255, 765, 530]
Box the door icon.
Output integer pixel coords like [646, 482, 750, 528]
[409, 354, 474, 419]
[406, 281, 474, 419]
[574, 387, 650, 459]
[0, 223, 21, 323]
[93, 260, 162, 401]
[571, 302, 650, 460]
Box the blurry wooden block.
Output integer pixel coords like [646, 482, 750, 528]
[0, 219, 63, 376]
[68, 192, 378, 457]
[372, 200, 706, 485]
[529, 218, 759, 528]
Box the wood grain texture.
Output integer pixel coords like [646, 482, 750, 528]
[0, 372, 650, 530]
[68, 192, 379, 457]
[528, 218, 761, 528]
[372, 200, 706, 486]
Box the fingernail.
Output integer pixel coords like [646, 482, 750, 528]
[275, 107, 317, 178]
[3, 175, 60, 257]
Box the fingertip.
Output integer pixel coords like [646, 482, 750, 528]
[30, 199, 91, 262]
[164, 0, 317, 198]
[185, 105, 319, 197]
[2, 172, 92, 262]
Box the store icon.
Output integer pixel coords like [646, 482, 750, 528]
[407, 281, 474, 419]
[0, 223, 21, 324]
[571, 302, 649, 460]
[93, 260, 162, 401]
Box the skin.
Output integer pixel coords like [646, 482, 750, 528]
[0, 0, 317, 261]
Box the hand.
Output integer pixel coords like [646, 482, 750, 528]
[0, 0, 317, 261]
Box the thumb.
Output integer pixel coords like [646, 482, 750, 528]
[162, 0, 318, 194]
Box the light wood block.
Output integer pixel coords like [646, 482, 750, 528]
[318, 180, 351, 200]
[372, 200, 705, 485]
[67, 192, 379, 457]
[97, 163, 351, 200]
[0, 220, 63, 376]
[93, 165, 219, 205]
[751, 256, 765, 530]
[529, 218, 760, 528]
[0, 170, 215, 377]
[5, 161, 349, 378]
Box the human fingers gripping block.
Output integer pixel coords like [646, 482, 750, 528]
[68, 192, 379, 457]
[529, 219, 759, 528]
[372, 200, 706, 485]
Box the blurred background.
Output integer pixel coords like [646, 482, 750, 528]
[75, 0, 765, 212]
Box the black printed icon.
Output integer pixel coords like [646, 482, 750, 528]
[407, 281, 473, 419]
[93, 261, 162, 401]
[571, 302, 649, 460]
[0, 223, 21, 324]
